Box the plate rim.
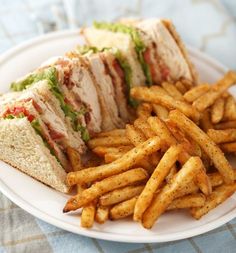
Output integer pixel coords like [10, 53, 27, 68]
[0, 29, 234, 244]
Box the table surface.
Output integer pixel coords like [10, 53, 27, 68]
[0, 0, 236, 252]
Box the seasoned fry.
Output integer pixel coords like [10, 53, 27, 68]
[88, 136, 130, 149]
[200, 110, 213, 133]
[152, 104, 169, 120]
[95, 129, 126, 137]
[223, 95, 236, 121]
[110, 196, 138, 220]
[134, 118, 156, 138]
[169, 110, 234, 184]
[221, 142, 236, 153]
[215, 120, 236, 130]
[166, 165, 177, 183]
[142, 157, 204, 228]
[126, 124, 146, 145]
[180, 78, 193, 91]
[67, 147, 82, 172]
[167, 194, 206, 210]
[134, 145, 183, 221]
[104, 152, 124, 163]
[67, 136, 161, 186]
[195, 167, 212, 196]
[95, 206, 109, 224]
[136, 103, 153, 119]
[161, 82, 184, 100]
[99, 185, 144, 206]
[131, 87, 200, 121]
[175, 81, 187, 94]
[211, 98, 224, 124]
[207, 129, 236, 144]
[93, 146, 133, 156]
[81, 201, 97, 228]
[63, 168, 148, 212]
[192, 71, 236, 112]
[183, 84, 210, 103]
[190, 183, 236, 219]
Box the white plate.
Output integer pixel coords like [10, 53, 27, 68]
[0, 29, 235, 243]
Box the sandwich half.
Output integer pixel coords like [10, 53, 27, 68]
[82, 18, 198, 87]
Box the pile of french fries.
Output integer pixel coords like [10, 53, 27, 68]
[64, 71, 236, 229]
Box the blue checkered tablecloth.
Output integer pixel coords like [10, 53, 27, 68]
[0, 1, 236, 252]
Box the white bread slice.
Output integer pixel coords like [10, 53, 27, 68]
[0, 118, 69, 193]
[82, 27, 145, 87]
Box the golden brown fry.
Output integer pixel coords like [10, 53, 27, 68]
[95, 206, 109, 224]
[67, 136, 161, 186]
[223, 95, 236, 121]
[95, 129, 126, 137]
[192, 71, 236, 112]
[64, 168, 148, 212]
[99, 185, 144, 206]
[110, 196, 138, 220]
[207, 129, 236, 144]
[131, 87, 200, 122]
[211, 98, 224, 124]
[88, 136, 131, 149]
[180, 78, 194, 91]
[134, 145, 183, 221]
[142, 157, 204, 229]
[175, 81, 187, 94]
[66, 147, 82, 172]
[93, 146, 133, 157]
[215, 120, 236, 130]
[81, 201, 97, 228]
[221, 142, 236, 153]
[167, 193, 206, 210]
[104, 152, 124, 163]
[195, 167, 212, 196]
[166, 165, 177, 183]
[200, 110, 213, 133]
[161, 82, 184, 100]
[190, 183, 236, 219]
[169, 110, 234, 184]
[126, 124, 146, 145]
[183, 84, 210, 103]
[134, 118, 156, 138]
[136, 103, 153, 119]
[152, 104, 169, 120]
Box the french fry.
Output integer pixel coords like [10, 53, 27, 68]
[88, 136, 130, 149]
[223, 95, 236, 121]
[215, 120, 236, 130]
[180, 78, 193, 91]
[167, 194, 206, 210]
[134, 118, 156, 138]
[221, 142, 236, 153]
[93, 146, 133, 157]
[207, 129, 236, 144]
[161, 82, 184, 100]
[200, 110, 214, 133]
[175, 81, 187, 94]
[192, 71, 236, 112]
[99, 185, 144, 206]
[190, 183, 236, 219]
[169, 110, 234, 184]
[142, 157, 204, 229]
[131, 87, 200, 122]
[152, 104, 169, 120]
[211, 97, 224, 124]
[134, 145, 183, 221]
[67, 136, 161, 186]
[95, 129, 126, 138]
[104, 152, 124, 163]
[95, 206, 109, 224]
[110, 196, 138, 220]
[63, 168, 148, 212]
[195, 167, 212, 196]
[81, 201, 97, 228]
[136, 103, 153, 119]
[165, 165, 177, 183]
[66, 147, 82, 172]
[183, 84, 210, 103]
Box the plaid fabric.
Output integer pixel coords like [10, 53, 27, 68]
[0, 1, 236, 252]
